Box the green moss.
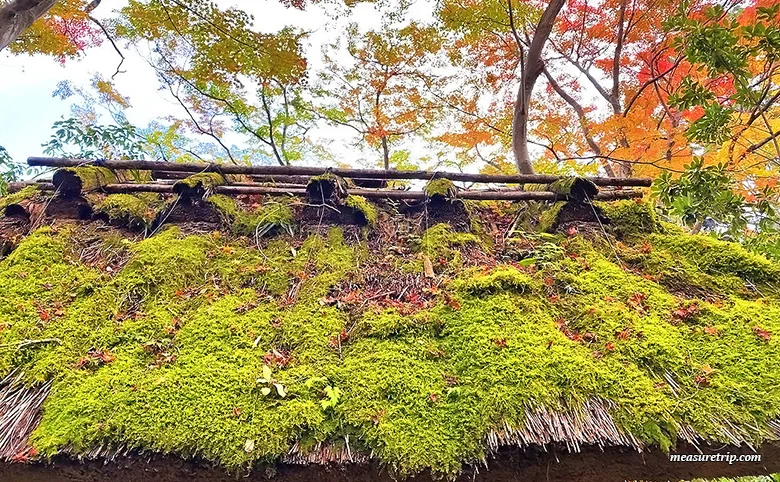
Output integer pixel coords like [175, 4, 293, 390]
[0, 215, 778, 477]
[344, 195, 378, 226]
[309, 172, 338, 183]
[538, 202, 566, 232]
[547, 177, 597, 197]
[175, 172, 225, 190]
[67, 167, 119, 191]
[424, 178, 456, 198]
[207, 195, 295, 236]
[358, 308, 447, 339]
[597, 199, 662, 238]
[405, 223, 479, 273]
[419, 224, 478, 254]
[0, 185, 38, 212]
[92, 193, 164, 228]
[452, 266, 539, 295]
[650, 234, 780, 289]
[0, 227, 107, 381]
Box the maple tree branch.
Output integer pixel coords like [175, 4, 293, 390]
[278, 82, 290, 164]
[623, 51, 681, 115]
[759, 113, 780, 161]
[746, 130, 780, 157]
[746, 89, 780, 128]
[556, 47, 620, 113]
[611, 0, 626, 110]
[506, 0, 524, 54]
[88, 15, 125, 79]
[153, 49, 292, 159]
[164, 0, 274, 57]
[423, 84, 508, 137]
[259, 88, 286, 166]
[473, 144, 505, 172]
[161, 75, 237, 164]
[528, 139, 562, 162]
[542, 68, 597, 154]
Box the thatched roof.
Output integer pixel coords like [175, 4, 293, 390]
[0, 166, 778, 481]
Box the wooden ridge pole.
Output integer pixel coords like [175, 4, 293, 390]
[28, 157, 653, 187]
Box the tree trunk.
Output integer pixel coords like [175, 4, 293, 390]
[512, 0, 567, 175]
[381, 136, 390, 170]
[0, 0, 58, 51]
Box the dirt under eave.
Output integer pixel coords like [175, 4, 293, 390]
[0, 443, 778, 482]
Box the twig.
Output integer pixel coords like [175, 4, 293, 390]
[0, 339, 62, 351]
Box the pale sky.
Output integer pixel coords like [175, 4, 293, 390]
[0, 0, 396, 164]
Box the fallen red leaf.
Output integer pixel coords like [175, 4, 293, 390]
[703, 326, 720, 337]
[753, 326, 771, 342]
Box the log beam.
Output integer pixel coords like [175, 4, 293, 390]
[28, 157, 653, 187]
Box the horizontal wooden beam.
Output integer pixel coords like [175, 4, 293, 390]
[6, 181, 644, 202]
[107, 184, 643, 201]
[28, 157, 653, 187]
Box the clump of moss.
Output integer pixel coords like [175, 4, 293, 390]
[452, 267, 539, 295]
[416, 223, 478, 262]
[92, 193, 163, 229]
[598, 199, 661, 238]
[547, 177, 598, 202]
[23, 226, 359, 470]
[0, 226, 109, 381]
[358, 308, 447, 338]
[66, 167, 119, 191]
[344, 195, 378, 226]
[537, 202, 566, 232]
[175, 173, 225, 190]
[425, 178, 457, 199]
[650, 233, 780, 287]
[207, 195, 295, 236]
[0, 185, 38, 212]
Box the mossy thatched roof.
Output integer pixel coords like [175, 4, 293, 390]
[0, 188, 778, 481]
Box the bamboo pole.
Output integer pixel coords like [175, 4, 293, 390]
[28, 157, 653, 187]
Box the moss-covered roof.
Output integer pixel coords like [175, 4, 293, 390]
[0, 189, 778, 479]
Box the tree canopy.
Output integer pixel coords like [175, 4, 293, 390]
[1, 0, 779, 241]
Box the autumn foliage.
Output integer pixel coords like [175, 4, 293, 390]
[2, 0, 779, 207]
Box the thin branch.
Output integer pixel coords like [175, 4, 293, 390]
[88, 16, 125, 79]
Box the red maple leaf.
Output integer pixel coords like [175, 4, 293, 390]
[671, 302, 700, 322]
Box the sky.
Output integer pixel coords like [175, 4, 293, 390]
[0, 0, 399, 164]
